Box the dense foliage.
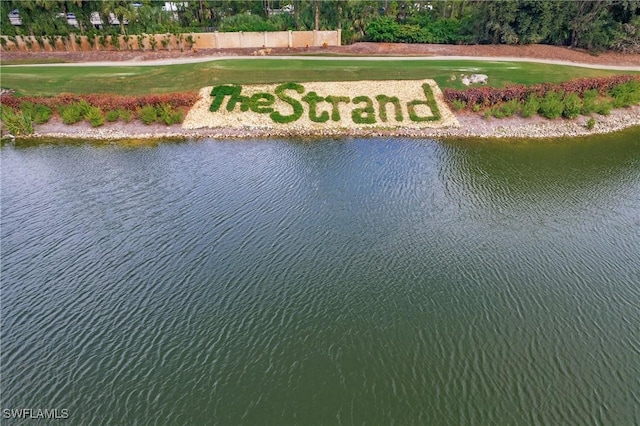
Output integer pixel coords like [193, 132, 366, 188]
[364, 1, 640, 51]
[0, 92, 198, 134]
[0, 92, 198, 111]
[444, 75, 640, 108]
[1, 1, 638, 52]
[444, 75, 640, 120]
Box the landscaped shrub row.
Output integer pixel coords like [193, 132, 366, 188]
[137, 104, 183, 125]
[0, 92, 198, 111]
[0, 92, 196, 134]
[476, 89, 621, 120]
[445, 75, 640, 121]
[444, 75, 640, 109]
[365, 16, 466, 44]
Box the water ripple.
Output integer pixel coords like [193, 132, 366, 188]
[2, 135, 640, 424]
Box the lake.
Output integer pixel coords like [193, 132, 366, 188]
[2, 131, 639, 425]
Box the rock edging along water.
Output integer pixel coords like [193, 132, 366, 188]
[182, 80, 459, 131]
[17, 106, 640, 141]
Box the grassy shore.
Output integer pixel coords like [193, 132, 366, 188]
[2, 58, 638, 97]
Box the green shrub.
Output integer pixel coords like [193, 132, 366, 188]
[520, 95, 540, 118]
[59, 104, 85, 124]
[86, 33, 96, 50]
[157, 103, 171, 124]
[365, 17, 400, 42]
[1, 106, 34, 136]
[365, 16, 464, 44]
[581, 89, 599, 114]
[138, 105, 158, 125]
[610, 81, 640, 108]
[20, 102, 52, 124]
[586, 118, 596, 130]
[562, 93, 582, 119]
[170, 110, 183, 124]
[539, 91, 564, 119]
[112, 35, 121, 51]
[77, 99, 92, 116]
[133, 103, 182, 125]
[451, 99, 466, 111]
[596, 101, 612, 116]
[498, 99, 520, 117]
[86, 106, 104, 127]
[98, 35, 108, 49]
[580, 89, 614, 116]
[491, 102, 520, 118]
[490, 107, 505, 119]
[483, 108, 493, 120]
[161, 35, 170, 51]
[117, 108, 133, 123]
[137, 34, 145, 51]
[185, 34, 195, 49]
[156, 103, 182, 125]
[428, 18, 464, 44]
[397, 25, 432, 43]
[105, 110, 119, 122]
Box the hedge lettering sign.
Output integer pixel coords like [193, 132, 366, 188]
[210, 81, 441, 125]
[182, 80, 458, 130]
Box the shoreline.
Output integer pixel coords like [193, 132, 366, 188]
[3, 46, 639, 143]
[12, 105, 640, 142]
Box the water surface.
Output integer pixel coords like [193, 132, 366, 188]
[2, 131, 640, 424]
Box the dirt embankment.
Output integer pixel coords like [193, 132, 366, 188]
[3, 42, 640, 67]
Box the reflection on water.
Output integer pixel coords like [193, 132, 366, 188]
[2, 130, 640, 425]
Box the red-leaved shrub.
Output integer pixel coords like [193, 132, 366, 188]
[0, 92, 199, 112]
[444, 75, 640, 109]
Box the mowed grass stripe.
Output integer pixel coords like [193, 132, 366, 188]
[1, 59, 638, 97]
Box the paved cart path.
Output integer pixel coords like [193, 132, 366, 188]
[4, 55, 639, 71]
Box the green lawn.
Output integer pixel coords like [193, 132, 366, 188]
[1, 59, 637, 97]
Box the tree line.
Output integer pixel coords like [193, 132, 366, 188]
[1, 1, 638, 52]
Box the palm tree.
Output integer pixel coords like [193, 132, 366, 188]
[101, 0, 134, 35]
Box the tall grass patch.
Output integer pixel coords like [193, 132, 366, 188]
[520, 95, 540, 118]
[0, 106, 34, 135]
[19, 102, 52, 124]
[562, 93, 582, 119]
[539, 91, 565, 119]
[610, 81, 640, 108]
